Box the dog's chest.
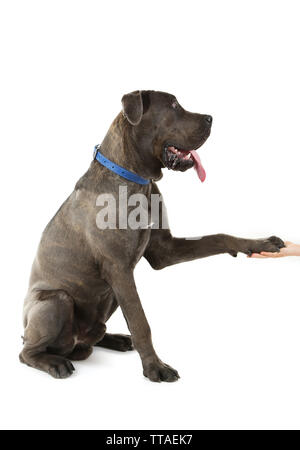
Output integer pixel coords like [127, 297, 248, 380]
[88, 182, 154, 267]
[130, 227, 152, 265]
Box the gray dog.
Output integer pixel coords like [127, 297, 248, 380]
[20, 90, 284, 382]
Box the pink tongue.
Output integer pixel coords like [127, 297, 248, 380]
[190, 150, 206, 182]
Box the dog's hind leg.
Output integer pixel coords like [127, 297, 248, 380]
[20, 289, 76, 379]
[67, 343, 93, 360]
[94, 333, 133, 352]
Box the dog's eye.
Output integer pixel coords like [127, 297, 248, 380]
[171, 101, 179, 109]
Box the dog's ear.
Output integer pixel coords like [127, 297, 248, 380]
[121, 90, 143, 126]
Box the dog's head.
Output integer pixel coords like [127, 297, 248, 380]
[122, 90, 212, 181]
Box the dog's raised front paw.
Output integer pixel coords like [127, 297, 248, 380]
[242, 235, 285, 256]
[143, 359, 180, 383]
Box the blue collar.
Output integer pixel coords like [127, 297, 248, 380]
[93, 146, 150, 185]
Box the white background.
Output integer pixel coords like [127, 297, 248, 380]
[1, 0, 300, 430]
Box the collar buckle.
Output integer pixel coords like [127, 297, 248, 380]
[93, 144, 100, 160]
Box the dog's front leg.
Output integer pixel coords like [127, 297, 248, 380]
[144, 230, 284, 270]
[107, 269, 179, 382]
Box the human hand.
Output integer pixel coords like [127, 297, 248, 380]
[249, 241, 300, 258]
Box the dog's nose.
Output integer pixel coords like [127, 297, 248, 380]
[205, 115, 213, 124]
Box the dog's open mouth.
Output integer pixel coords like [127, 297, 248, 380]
[162, 145, 206, 182]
